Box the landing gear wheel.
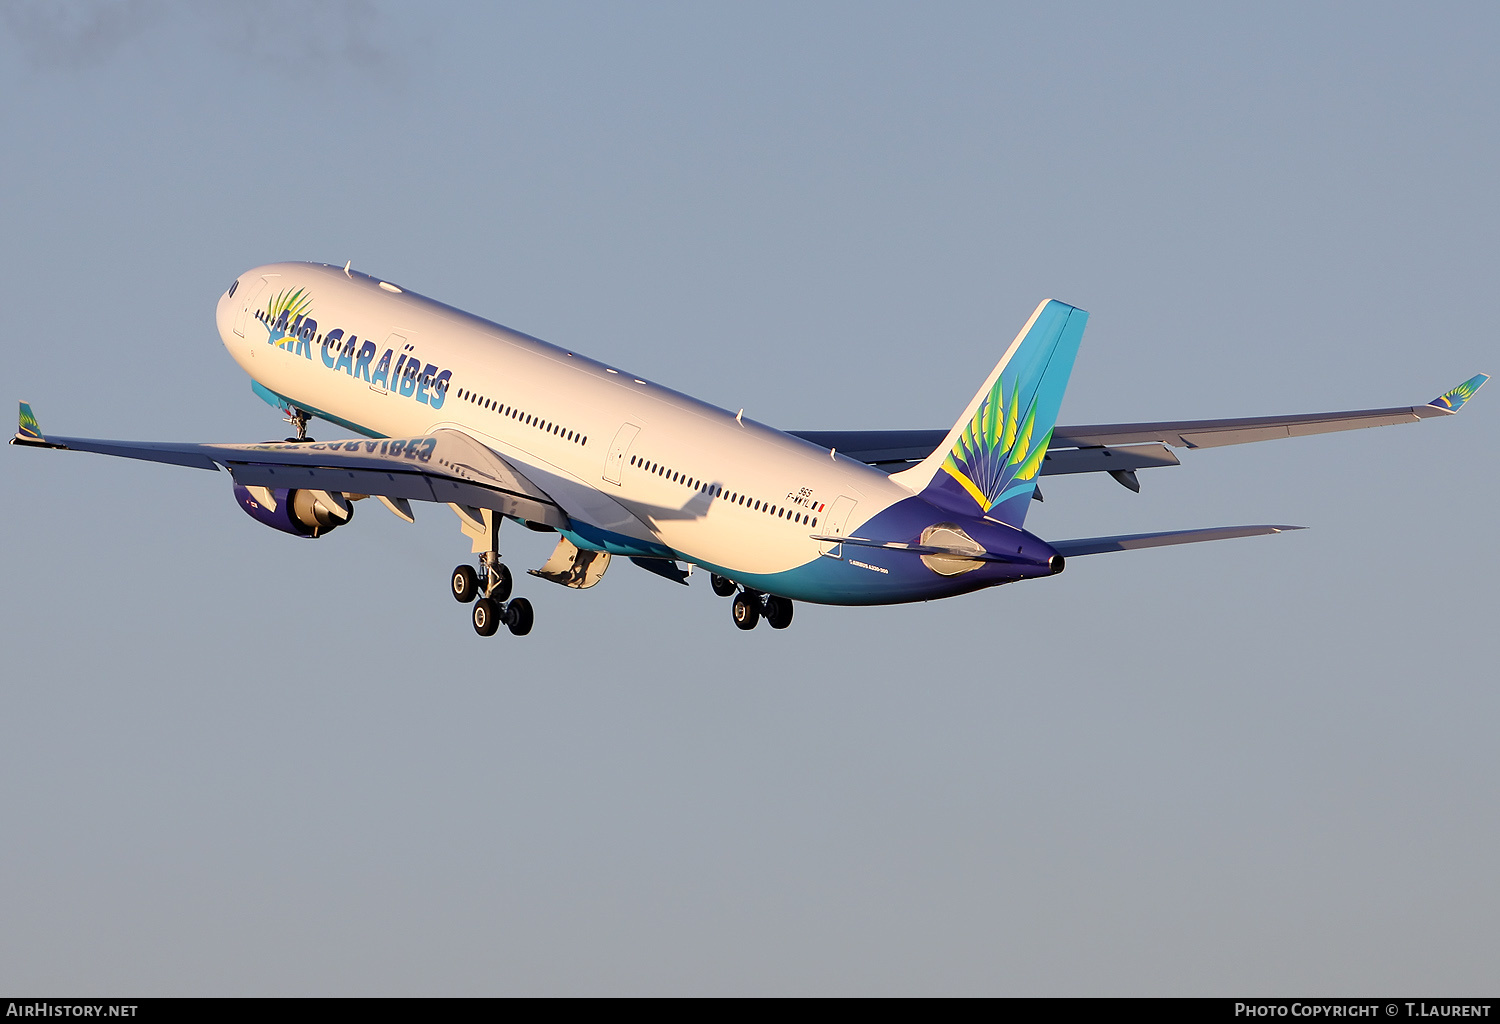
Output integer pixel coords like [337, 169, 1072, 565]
[732, 592, 760, 630]
[764, 595, 794, 629]
[451, 564, 480, 603]
[710, 574, 737, 597]
[505, 597, 534, 636]
[472, 598, 501, 636]
[487, 563, 513, 603]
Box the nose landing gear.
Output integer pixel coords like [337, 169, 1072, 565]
[282, 408, 313, 443]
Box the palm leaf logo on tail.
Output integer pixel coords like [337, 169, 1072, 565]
[940, 374, 1054, 514]
[899, 299, 1088, 529]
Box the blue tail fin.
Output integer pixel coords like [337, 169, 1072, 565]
[892, 299, 1088, 528]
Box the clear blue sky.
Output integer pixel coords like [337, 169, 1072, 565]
[2, 1, 1495, 995]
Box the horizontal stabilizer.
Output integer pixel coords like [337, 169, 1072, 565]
[1050, 524, 1304, 557]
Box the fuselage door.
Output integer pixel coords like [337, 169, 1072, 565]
[819, 495, 859, 558]
[603, 422, 641, 485]
[371, 333, 406, 395]
[234, 276, 271, 338]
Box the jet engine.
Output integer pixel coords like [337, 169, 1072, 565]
[233, 483, 354, 538]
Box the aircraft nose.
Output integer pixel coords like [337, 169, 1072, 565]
[216, 280, 235, 342]
[215, 271, 263, 374]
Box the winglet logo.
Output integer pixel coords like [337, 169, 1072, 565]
[940, 376, 1050, 513]
[17, 402, 41, 440]
[1429, 373, 1489, 413]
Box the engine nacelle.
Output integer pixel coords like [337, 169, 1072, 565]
[233, 484, 353, 538]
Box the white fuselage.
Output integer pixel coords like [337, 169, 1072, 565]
[216, 262, 916, 587]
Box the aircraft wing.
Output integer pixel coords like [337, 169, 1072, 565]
[791, 374, 1488, 477]
[12, 403, 569, 529]
[1050, 372, 1488, 448]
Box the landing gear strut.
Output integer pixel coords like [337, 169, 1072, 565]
[451, 505, 534, 638]
[479, 552, 513, 602]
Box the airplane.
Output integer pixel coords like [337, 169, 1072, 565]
[11, 261, 1488, 636]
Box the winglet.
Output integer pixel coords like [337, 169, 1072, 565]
[1428, 374, 1488, 413]
[12, 401, 68, 450]
[17, 401, 41, 441]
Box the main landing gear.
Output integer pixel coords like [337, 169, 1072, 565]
[452, 555, 533, 636]
[450, 505, 535, 638]
[711, 574, 793, 631]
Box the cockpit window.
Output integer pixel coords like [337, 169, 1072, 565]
[228, 279, 239, 297]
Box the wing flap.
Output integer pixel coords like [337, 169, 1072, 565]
[426, 475, 567, 527]
[1039, 443, 1180, 474]
[227, 463, 438, 500]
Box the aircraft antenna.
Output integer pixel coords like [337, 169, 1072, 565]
[343, 260, 352, 277]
